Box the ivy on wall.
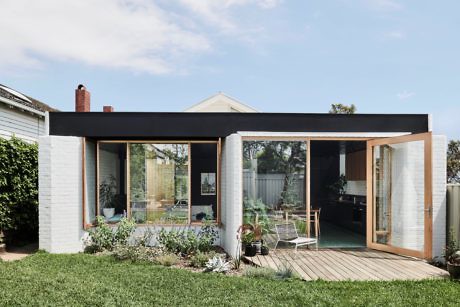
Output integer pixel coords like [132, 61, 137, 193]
[0, 137, 38, 243]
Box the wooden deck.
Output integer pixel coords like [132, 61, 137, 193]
[245, 249, 448, 281]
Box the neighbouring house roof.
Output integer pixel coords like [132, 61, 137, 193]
[184, 92, 258, 113]
[0, 84, 58, 113]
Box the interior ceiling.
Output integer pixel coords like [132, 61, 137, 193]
[311, 141, 366, 156]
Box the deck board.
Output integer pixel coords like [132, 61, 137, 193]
[243, 248, 448, 281]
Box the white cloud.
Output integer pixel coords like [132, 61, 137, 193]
[397, 90, 416, 100]
[0, 0, 280, 74]
[178, 0, 281, 34]
[385, 30, 405, 39]
[364, 0, 402, 11]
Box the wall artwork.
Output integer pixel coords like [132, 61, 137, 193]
[201, 172, 216, 195]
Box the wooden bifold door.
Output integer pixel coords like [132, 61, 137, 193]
[366, 132, 432, 259]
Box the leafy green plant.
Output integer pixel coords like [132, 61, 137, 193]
[205, 256, 231, 273]
[157, 224, 218, 255]
[134, 227, 155, 247]
[112, 245, 160, 262]
[99, 175, 117, 209]
[243, 266, 276, 279]
[0, 137, 38, 244]
[190, 251, 216, 268]
[241, 231, 254, 245]
[445, 229, 459, 263]
[328, 174, 348, 198]
[84, 216, 136, 253]
[154, 253, 179, 266]
[275, 261, 298, 280]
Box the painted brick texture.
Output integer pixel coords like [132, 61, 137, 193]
[39, 136, 85, 253]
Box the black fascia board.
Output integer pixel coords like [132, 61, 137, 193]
[49, 112, 429, 138]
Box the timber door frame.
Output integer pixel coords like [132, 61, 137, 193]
[366, 132, 433, 259]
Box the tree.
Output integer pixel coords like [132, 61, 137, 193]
[329, 103, 356, 114]
[447, 140, 460, 183]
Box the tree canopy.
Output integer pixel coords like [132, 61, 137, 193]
[447, 140, 460, 183]
[329, 103, 357, 114]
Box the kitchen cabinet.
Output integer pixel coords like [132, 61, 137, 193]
[345, 150, 366, 180]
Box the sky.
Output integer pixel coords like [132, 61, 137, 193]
[1, 0, 459, 139]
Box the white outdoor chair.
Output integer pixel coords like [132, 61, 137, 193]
[274, 222, 318, 252]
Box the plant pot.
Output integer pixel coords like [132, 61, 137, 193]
[253, 240, 262, 254]
[261, 246, 269, 255]
[244, 244, 257, 257]
[447, 262, 460, 279]
[103, 208, 115, 219]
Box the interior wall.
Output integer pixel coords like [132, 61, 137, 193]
[191, 143, 218, 219]
[310, 141, 340, 206]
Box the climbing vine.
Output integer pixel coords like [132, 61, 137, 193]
[0, 137, 38, 243]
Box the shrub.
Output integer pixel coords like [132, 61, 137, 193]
[205, 256, 231, 273]
[133, 227, 155, 247]
[243, 266, 276, 279]
[275, 265, 298, 280]
[112, 245, 160, 263]
[0, 137, 38, 244]
[84, 217, 136, 253]
[190, 251, 216, 268]
[154, 254, 179, 267]
[157, 223, 218, 255]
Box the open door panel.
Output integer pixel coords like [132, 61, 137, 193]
[366, 132, 432, 259]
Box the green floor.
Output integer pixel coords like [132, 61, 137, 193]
[317, 221, 366, 248]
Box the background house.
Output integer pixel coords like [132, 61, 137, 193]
[0, 84, 57, 142]
[184, 92, 258, 113]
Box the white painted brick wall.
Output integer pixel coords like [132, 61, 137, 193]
[39, 136, 86, 253]
[432, 135, 447, 260]
[221, 134, 242, 257]
[390, 141, 425, 251]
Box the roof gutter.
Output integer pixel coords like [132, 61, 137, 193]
[0, 95, 46, 117]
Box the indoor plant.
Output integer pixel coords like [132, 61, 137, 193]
[328, 174, 348, 201]
[99, 175, 117, 219]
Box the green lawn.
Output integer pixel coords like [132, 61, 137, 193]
[0, 253, 459, 306]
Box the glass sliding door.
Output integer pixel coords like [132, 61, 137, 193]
[129, 143, 189, 224]
[242, 140, 307, 241]
[367, 133, 432, 259]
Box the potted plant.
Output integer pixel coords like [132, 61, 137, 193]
[260, 240, 269, 255]
[446, 230, 460, 279]
[328, 174, 347, 201]
[240, 227, 256, 257]
[99, 175, 117, 219]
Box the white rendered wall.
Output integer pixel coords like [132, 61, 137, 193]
[432, 135, 447, 260]
[221, 134, 243, 258]
[39, 136, 86, 253]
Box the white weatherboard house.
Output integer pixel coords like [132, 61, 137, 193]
[0, 84, 56, 142]
[39, 86, 447, 261]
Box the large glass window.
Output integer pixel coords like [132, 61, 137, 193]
[84, 140, 219, 226]
[129, 143, 189, 224]
[243, 141, 307, 235]
[98, 143, 127, 223]
[191, 143, 218, 223]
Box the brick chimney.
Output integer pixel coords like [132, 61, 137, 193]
[103, 106, 114, 112]
[75, 84, 90, 112]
